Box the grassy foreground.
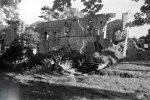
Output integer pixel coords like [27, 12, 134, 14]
[0, 60, 150, 100]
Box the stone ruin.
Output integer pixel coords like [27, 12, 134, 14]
[0, 13, 131, 76]
[127, 38, 150, 60]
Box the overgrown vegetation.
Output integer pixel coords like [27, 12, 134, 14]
[51, 0, 103, 15]
[20, 29, 40, 49]
[0, 40, 125, 76]
[127, 0, 150, 27]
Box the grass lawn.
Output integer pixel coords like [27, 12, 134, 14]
[0, 60, 150, 100]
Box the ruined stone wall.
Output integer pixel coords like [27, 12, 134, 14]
[4, 24, 16, 46]
[36, 14, 112, 54]
[126, 38, 138, 60]
[126, 38, 150, 60]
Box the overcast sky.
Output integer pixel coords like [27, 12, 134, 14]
[18, 0, 149, 38]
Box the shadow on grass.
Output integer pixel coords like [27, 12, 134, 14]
[120, 60, 150, 68]
[0, 71, 139, 100]
[119, 69, 150, 72]
[17, 81, 136, 100]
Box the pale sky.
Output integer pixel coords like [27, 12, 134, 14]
[18, 0, 149, 38]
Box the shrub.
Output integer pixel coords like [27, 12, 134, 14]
[0, 44, 33, 73]
[20, 29, 40, 49]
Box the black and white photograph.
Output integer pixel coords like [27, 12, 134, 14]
[0, 0, 150, 100]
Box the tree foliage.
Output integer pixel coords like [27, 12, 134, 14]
[62, 7, 85, 19]
[2, 6, 19, 21]
[39, 6, 60, 21]
[127, 0, 150, 27]
[52, 0, 103, 15]
[39, 6, 84, 21]
[20, 29, 40, 49]
[0, 0, 21, 8]
[0, 0, 21, 27]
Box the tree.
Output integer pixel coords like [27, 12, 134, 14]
[127, 0, 150, 27]
[0, 0, 21, 8]
[0, 0, 21, 26]
[39, 6, 61, 21]
[39, 6, 84, 21]
[20, 29, 40, 49]
[51, 0, 103, 15]
[26, 21, 44, 31]
[2, 6, 19, 21]
[62, 7, 85, 19]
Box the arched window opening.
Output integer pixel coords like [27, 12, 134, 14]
[64, 22, 69, 36]
[87, 19, 93, 35]
[44, 32, 49, 40]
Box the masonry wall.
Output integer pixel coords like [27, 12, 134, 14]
[36, 14, 112, 54]
[126, 38, 138, 60]
[4, 24, 16, 46]
[127, 38, 150, 60]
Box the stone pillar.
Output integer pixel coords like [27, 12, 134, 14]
[122, 13, 128, 57]
[122, 13, 128, 31]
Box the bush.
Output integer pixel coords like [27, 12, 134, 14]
[20, 29, 40, 49]
[0, 44, 33, 73]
